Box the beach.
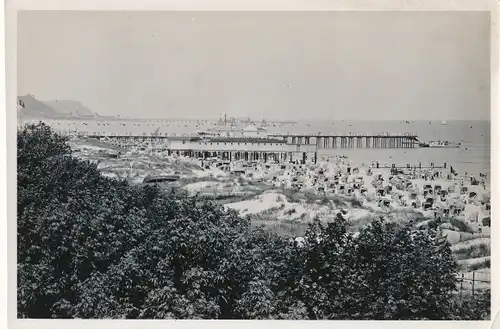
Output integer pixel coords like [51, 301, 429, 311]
[63, 116, 490, 284]
[27, 118, 490, 178]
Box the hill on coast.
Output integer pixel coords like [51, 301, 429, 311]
[17, 94, 100, 119]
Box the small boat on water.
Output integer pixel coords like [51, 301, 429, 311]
[441, 120, 447, 125]
[426, 141, 460, 148]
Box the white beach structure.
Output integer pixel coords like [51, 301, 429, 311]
[166, 135, 317, 163]
[213, 124, 267, 138]
[242, 124, 266, 137]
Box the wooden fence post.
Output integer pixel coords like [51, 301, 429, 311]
[459, 273, 464, 318]
[472, 271, 475, 301]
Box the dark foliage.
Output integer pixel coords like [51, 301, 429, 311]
[453, 289, 491, 320]
[17, 123, 482, 319]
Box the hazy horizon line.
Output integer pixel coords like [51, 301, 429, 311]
[18, 91, 491, 122]
[23, 116, 491, 122]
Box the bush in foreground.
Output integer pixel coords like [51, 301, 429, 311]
[17, 123, 481, 319]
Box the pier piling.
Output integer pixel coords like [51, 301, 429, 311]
[267, 132, 417, 149]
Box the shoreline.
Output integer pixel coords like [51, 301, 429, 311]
[70, 136, 490, 235]
[61, 131, 492, 287]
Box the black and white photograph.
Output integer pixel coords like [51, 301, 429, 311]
[12, 8, 493, 322]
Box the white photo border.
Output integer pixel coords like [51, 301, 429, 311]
[2, 1, 498, 329]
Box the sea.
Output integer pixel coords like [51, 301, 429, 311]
[277, 120, 490, 179]
[28, 118, 490, 179]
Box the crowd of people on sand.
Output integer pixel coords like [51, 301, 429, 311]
[181, 153, 491, 232]
[71, 137, 491, 235]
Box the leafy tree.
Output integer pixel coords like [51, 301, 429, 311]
[454, 289, 491, 320]
[284, 217, 458, 320]
[17, 123, 476, 320]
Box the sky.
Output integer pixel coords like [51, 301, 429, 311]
[17, 11, 491, 121]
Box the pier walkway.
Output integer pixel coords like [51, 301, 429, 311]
[267, 132, 419, 149]
[66, 130, 420, 149]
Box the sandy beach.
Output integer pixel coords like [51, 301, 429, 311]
[69, 135, 491, 277]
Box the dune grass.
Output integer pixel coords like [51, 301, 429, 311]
[458, 232, 491, 242]
[251, 218, 310, 237]
[277, 188, 360, 209]
[347, 214, 373, 232]
[449, 217, 474, 233]
[453, 243, 490, 261]
[467, 259, 491, 272]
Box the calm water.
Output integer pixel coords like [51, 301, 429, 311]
[269, 120, 490, 178]
[30, 118, 490, 178]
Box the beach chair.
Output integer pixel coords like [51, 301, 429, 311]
[468, 212, 479, 223]
[442, 207, 450, 216]
[482, 217, 491, 227]
[381, 199, 391, 208]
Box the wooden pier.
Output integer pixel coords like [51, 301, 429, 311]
[375, 163, 447, 170]
[66, 131, 420, 151]
[267, 132, 419, 149]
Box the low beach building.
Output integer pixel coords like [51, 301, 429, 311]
[167, 136, 318, 164]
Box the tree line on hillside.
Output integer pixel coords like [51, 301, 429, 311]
[17, 123, 490, 319]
